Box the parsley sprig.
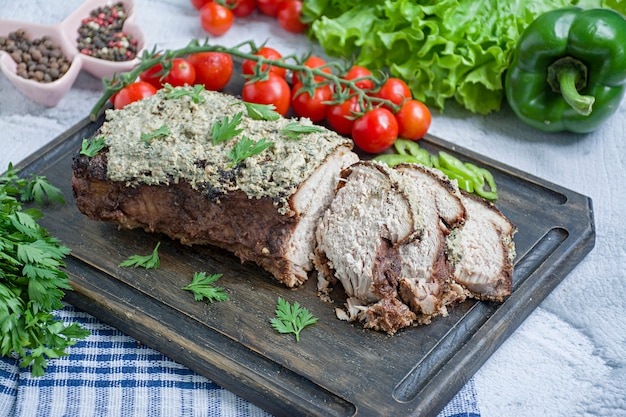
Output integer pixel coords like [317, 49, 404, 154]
[80, 136, 106, 157]
[212, 112, 244, 144]
[163, 83, 206, 103]
[140, 125, 170, 146]
[243, 102, 280, 121]
[270, 297, 318, 342]
[281, 122, 324, 139]
[119, 242, 161, 269]
[182, 272, 229, 303]
[227, 136, 274, 167]
[0, 163, 89, 377]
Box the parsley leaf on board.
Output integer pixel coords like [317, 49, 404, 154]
[212, 112, 244, 145]
[0, 163, 89, 377]
[270, 297, 318, 342]
[281, 122, 324, 139]
[119, 242, 161, 269]
[243, 102, 280, 121]
[80, 136, 106, 157]
[181, 272, 229, 303]
[227, 136, 273, 167]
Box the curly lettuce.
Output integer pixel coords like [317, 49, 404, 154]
[303, 0, 626, 114]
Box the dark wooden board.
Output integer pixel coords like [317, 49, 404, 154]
[15, 94, 595, 416]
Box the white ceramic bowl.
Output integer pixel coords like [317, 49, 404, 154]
[0, 0, 144, 106]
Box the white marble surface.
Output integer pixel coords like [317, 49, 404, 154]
[1, 1, 625, 416]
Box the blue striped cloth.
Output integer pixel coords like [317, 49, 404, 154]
[0, 304, 480, 417]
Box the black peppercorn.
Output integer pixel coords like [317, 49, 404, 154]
[0, 29, 71, 83]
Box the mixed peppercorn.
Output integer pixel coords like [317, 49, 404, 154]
[76, 2, 138, 61]
[0, 29, 71, 83]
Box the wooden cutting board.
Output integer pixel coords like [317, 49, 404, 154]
[17, 89, 595, 416]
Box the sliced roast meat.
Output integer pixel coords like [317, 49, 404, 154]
[72, 87, 359, 287]
[314, 161, 516, 334]
[315, 161, 472, 334]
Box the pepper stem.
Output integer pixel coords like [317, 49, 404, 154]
[547, 57, 595, 116]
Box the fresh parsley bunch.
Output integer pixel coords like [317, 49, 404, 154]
[0, 164, 89, 376]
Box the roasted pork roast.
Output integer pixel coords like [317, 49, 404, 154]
[72, 86, 516, 334]
[72, 87, 359, 287]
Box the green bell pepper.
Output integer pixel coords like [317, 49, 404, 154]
[505, 7, 626, 133]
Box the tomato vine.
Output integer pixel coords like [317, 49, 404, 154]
[90, 38, 398, 121]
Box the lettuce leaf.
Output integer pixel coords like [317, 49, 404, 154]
[303, 0, 626, 114]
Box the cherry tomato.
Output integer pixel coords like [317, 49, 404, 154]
[327, 96, 361, 136]
[242, 73, 291, 116]
[291, 83, 332, 122]
[188, 52, 233, 91]
[190, 0, 210, 10]
[139, 61, 163, 89]
[344, 65, 375, 91]
[200, 3, 234, 36]
[113, 81, 157, 109]
[292, 56, 332, 86]
[257, 0, 283, 16]
[165, 58, 196, 87]
[374, 77, 412, 110]
[241, 46, 287, 79]
[351, 108, 398, 154]
[229, 0, 257, 17]
[395, 99, 432, 140]
[276, 1, 307, 33]
[140, 58, 196, 88]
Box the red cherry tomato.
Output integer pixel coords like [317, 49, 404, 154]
[344, 65, 375, 92]
[291, 83, 332, 122]
[200, 3, 234, 36]
[276, 1, 307, 33]
[351, 108, 398, 154]
[113, 81, 157, 109]
[139, 62, 163, 89]
[242, 73, 291, 116]
[395, 99, 432, 140]
[257, 0, 283, 16]
[327, 96, 361, 136]
[190, 0, 210, 10]
[374, 77, 412, 110]
[139, 58, 195, 88]
[191, 0, 255, 17]
[188, 52, 233, 91]
[164, 58, 196, 87]
[292, 56, 332, 86]
[230, 0, 257, 17]
[241, 46, 287, 79]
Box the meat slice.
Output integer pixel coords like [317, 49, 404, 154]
[72, 87, 359, 287]
[446, 192, 517, 301]
[314, 162, 423, 333]
[394, 164, 468, 324]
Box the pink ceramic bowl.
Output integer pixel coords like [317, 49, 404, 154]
[0, 0, 144, 106]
